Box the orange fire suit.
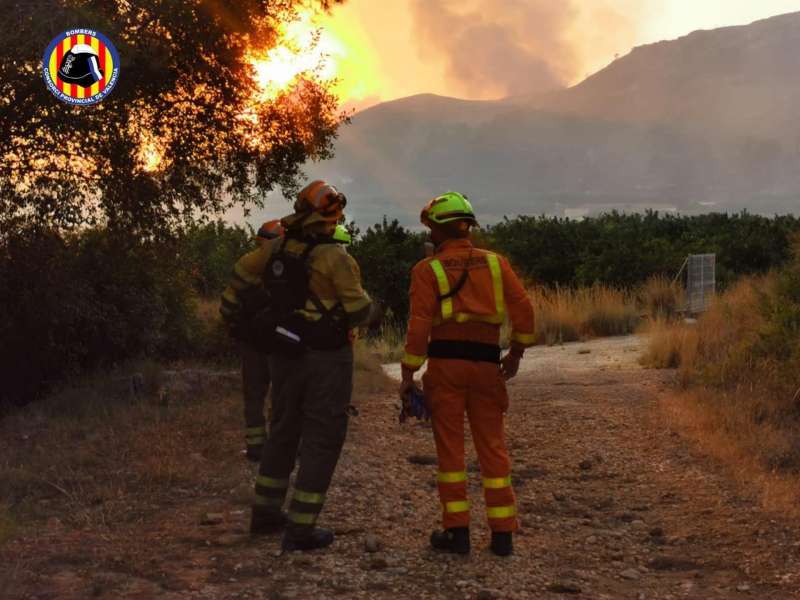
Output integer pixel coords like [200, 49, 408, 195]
[403, 239, 535, 532]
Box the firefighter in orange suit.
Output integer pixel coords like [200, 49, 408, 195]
[400, 192, 536, 557]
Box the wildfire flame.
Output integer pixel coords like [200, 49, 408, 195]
[249, 13, 340, 101]
[137, 135, 166, 173]
[136, 10, 362, 172]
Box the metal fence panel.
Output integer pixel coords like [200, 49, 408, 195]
[687, 254, 716, 313]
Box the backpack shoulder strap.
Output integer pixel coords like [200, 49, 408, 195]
[436, 248, 474, 301]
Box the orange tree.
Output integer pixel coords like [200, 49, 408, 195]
[0, 0, 344, 237]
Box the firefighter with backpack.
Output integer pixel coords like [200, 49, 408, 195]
[400, 192, 536, 557]
[221, 181, 377, 552]
[221, 220, 284, 462]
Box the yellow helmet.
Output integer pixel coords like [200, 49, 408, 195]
[420, 192, 477, 228]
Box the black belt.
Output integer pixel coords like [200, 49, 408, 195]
[427, 340, 501, 364]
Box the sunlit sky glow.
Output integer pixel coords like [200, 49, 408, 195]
[275, 0, 800, 111]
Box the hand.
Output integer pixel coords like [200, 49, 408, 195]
[399, 378, 420, 404]
[500, 352, 521, 381]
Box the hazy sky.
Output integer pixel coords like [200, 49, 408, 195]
[317, 0, 800, 110]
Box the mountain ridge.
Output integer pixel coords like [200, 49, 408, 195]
[307, 11, 800, 226]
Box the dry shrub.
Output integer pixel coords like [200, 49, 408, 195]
[362, 323, 406, 364]
[640, 318, 696, 371]
[639, 275, 684, 320]
[531, 285, 640, 345]
[0, 363, 241, 535]
[353, 339, 395, 394]
[646, 264, 800, 513]
[662, 390, 800, 515]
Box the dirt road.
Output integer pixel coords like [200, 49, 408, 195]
[4, 335, 800, 599]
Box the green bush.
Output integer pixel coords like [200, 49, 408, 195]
[756, 237, 800, 380]
[0, 228, 199, 406]
[485, 211, 800, 288]
[349, 218, 426, 325]
[179, 221, 255, 297]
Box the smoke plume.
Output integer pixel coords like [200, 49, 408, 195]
[409, 0, 636, 98]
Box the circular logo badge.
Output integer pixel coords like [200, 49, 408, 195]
[272, 260, 285, 277]
[43, 29, 120, 105]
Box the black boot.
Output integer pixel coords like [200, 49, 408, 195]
[249, 506, 285, 535]
[245, 444, 263, 462]
[282, 527, 335, 552]
[430, 527, 470, 555]
[490, 531, 513, 556]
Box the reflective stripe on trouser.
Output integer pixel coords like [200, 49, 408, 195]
[287, 488, 326, 527]
[256, 345, 354, 526]
[254, 475, 289, 510]
[423, 357, 518, 532]
[242, 342, 271, 442]
[483, 476, 517, 530]
[246, 426, 267, 447]
[437, 471, 470, 528]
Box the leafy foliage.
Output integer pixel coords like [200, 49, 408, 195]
[1, 0, 343, 237]
[0, 228, 200, 406]
[485, 211, 800, 288]
[348, 218, 426, 324]
[180, 221, 255, 296]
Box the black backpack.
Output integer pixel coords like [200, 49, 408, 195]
[251, 236, 348, 356]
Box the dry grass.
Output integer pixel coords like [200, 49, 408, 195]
[0, 345, 392, 548]
[0, 362, 244, 536]
[641, 277, 768, 383]
[662, 389, 800, 516]
[531, 285, 640, 345]
[361, 324, 406, 364]
[638, 275, 685, 320]
[363, 284, 646, 361]
[643, 273, 800, 514]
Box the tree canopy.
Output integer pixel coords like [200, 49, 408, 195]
[1, 0, 344, 237]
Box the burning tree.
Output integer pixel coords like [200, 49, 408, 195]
[0, 0, 345, 238]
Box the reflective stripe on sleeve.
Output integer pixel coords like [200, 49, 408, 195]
[402, 353, 427, 368]
[429, 260, 453, 321]
[511, 331, 536, 346]
[445, 500, 470, 514]
[437, 471, 468, 483]
[482, 476, 512, 489]
[486, 254, 505, 319]
[487, 505, 517, 519]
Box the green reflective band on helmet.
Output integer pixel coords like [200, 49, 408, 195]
[482, 476, 512, 489]
[255, 494, 284, 508]
[438, 471, 468, 483]
[486, 254, 505, 318]
[429, 260, 453, 320]
[293, 489, 325, 505]
[288, 511, 317, 525]
[445, 500, 470, 514]
[256, 476, 289, 489]
[427, 192, 476, 225]
[487, 505, 517, 519]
